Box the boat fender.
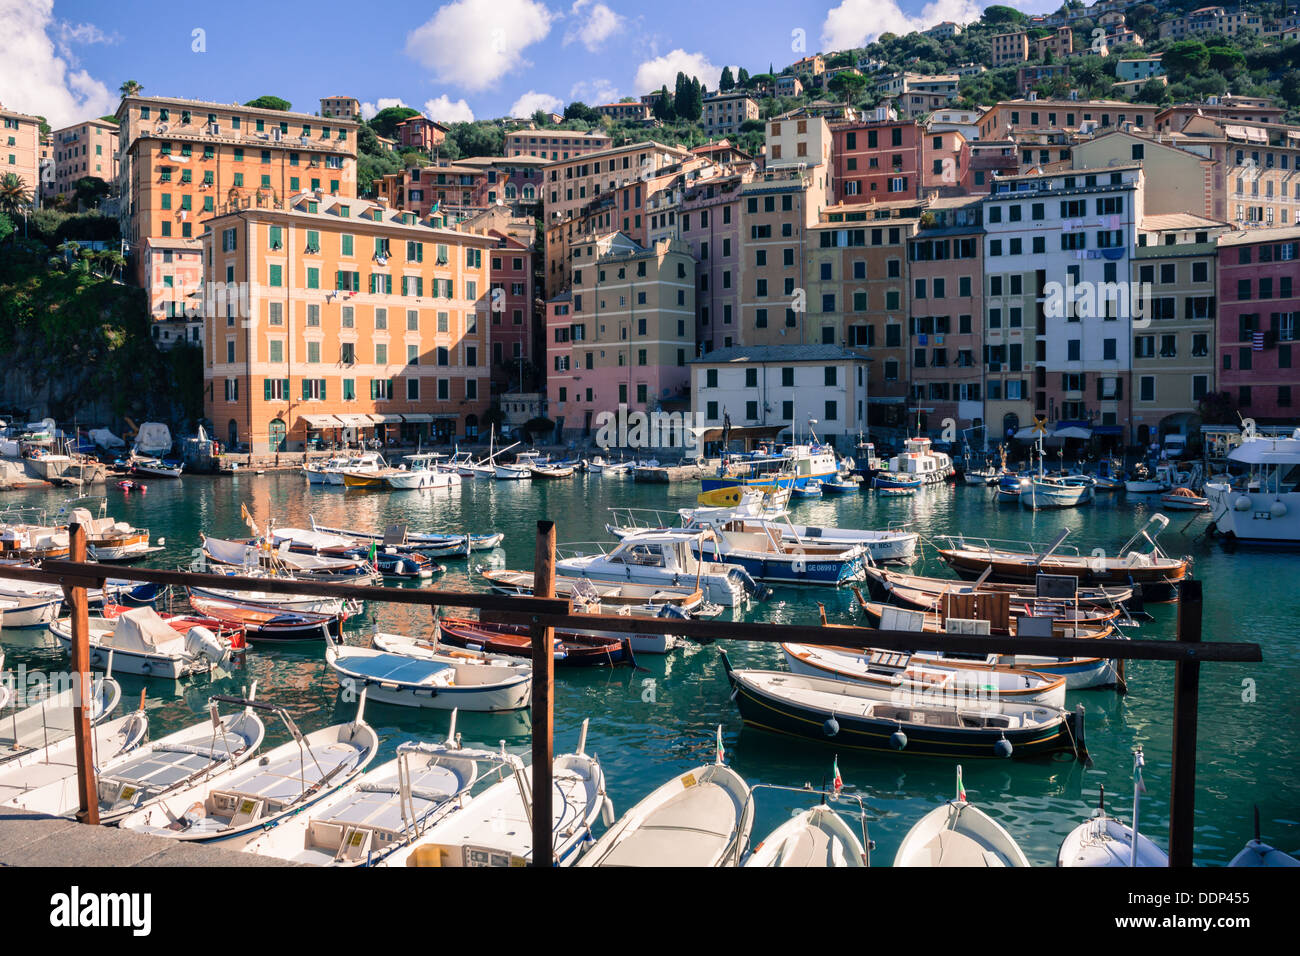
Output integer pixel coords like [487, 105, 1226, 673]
[1270, 500, 1288, 518]
[889, 729, 907, 750]
[823, 717, 840, 737]
[994, 736, 1013, 758]
[1234, 496, 1252, 512]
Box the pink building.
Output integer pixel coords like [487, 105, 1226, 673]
[1217, 228, 1300, 422]
[681, 171, 747, 352]
[488, 230, 536, 392]
[832, 118, 923, 203]
[395, 116, 448, 152]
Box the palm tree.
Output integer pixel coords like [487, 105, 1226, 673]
[0, 173, 32, 220]
[119, 80, 143, 98]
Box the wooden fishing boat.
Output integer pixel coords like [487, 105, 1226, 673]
[0, 677, 121, 769]
[781, 643, 1067, 708]
[792, 480, 823, 499]
[895, 767, 1030, 866]
[6, 696, 265, 823]
[933, 516, 1189, 602]
[862, 565, 1135, 611]
[433, 618, 635, 667]
[1020, 475, 1093, 510]
[49, 606, 233, 679]
[860, 579, 1119, 626]
[326, 643, 531, 712]
[529, 463, 575, 479]
[186, 594, 341, 643]
[60, 500, 160, 562]
[187, 580, 354, 617]
[577, 729, 752, 868]
[1058, 750, 1168, 867]
[873, 474, 922, 491]
[117, 694, 378, 844]
[241, 716, 486, 866]
[1160, 487, 1209, 511]
[0, 522, 70, 561]
[722, 652, 1087, 760]
[820, 477, 860, 495]
[388, 721, 612, 867]
[743, 796, 869, 868]
[856, 599, 1113, 639]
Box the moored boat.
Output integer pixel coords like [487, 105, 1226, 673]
[325, 642, 531, 712]
[49, 606, 232, 679]
[1058, 750, 1168, 867]
[1160, 487, 1209, 511]
[895, 767, 1030, 866]
[186, 594, 341, 643]
[0, 676, 122, 769]
[431, 617, 636, 666]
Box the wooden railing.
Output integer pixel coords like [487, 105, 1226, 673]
[0, 521, 1262, 867]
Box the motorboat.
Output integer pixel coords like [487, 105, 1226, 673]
[387, 720, 612, 867]
[576, 727, 750, 868]
[308, 516, 503, 556]
[186, 595, 341, 643]
[875, 437, 954, 487]
[1160, 488, 1209, 511]
[1204, 427, 1300, 545]
[0, 577, 65, 627]
[325, 641, 531, 712]
[240, 714, 487, 866]
[554, 531, 759, 607]
[743, 786, 870, 868]
[1125, 462, 1184, 494]
[57, 497, 160, 562]
[861, 565, 1135, 612]
[431, 618, 636, 666]
[0, 676, 122, 769]
[5, 694, 265, 822]
[701, 441, 838, 494]
[49, 605, 232, 679]
[478, 567, 710, 614]
[117, 694, 378, 844]
[1020, 475, 1094, 510]
[303, 456, 351, 485]
[1058, 750, 1168, 867]
[1229, 806, 1300, 867]
[0, 706, 149, 808]
[894, 767, 1030, 866]
[340, 454, 395, 488]
[130, 454, 183, 479]
[384, 454, 458, 489]
[322, 452, 385, 486]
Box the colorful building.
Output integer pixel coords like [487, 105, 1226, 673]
[831, 118, 923, 202]
[201, 194, 492, 451]
[49, 118, 119, 201]
[505, 127, 612, 160]
[1, 103, 42, 198]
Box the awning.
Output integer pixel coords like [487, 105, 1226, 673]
[335, 414, 374, 427]
[1053, 426, 1092, 439]
[369, 413, 405, 423]
[301, 414, 342, 428]
[401, 413, 434, 423]
[1093, 425, 1124, 435]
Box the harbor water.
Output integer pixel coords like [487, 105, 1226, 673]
[2, 473, 1297, 865]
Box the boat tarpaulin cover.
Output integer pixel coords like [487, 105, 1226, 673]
[88, 427, 126, 449]
[134, 422, 173, 455]
[203, 536, 259, 566]
[111, 606, 184, 653]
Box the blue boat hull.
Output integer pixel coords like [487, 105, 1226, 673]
[690, 543, 861, 586]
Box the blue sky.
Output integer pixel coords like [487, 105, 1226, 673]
[6, 0, 1053, 128]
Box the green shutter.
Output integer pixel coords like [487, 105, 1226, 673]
[369, 274, 376, 294]
[342, 235, 353, 256]
[283, 378, 289, 398]
[302, 379, 310, 400]
[320, 380, 326, 400]
[352, 271, 360, 291]
[336, 270, 344, 290]
[264, 378, 272, 401]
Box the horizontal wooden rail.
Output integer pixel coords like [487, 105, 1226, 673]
[479, 610, 1261, 663]
[0, 560, 572, 618]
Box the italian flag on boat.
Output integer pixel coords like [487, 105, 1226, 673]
[956, 765, 967, 803]
[716, 725, 725, 764]
[832, 756, 843, 793]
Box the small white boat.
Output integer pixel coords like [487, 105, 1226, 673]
[60, 498, 160, 562]
[50, 606, 231, 680]
[1160, 487, 1209, 511]
[1020, 476, 1093, 510]
[1228, 806, 1300, 867]
[0, 706, 149, 807]
[1125, 463, 1182, 494]
[240, 711, 485, 866]
[303, 456, 350, 485]
[894, 767, 1030, 867]
[327, 638, 531, 712]
[493, 462, 531, 480]
[0, 578, 63, 627]
[117, 694, 378, 844]
[131, 455, 183, 479]
[744, 806, 869, 867]
[1057, 749, 1168, 867]
[4, 693, 265, 822]
[384, 454, 457, 489]
[577, 728, 751, 867]
[555, 531, 756, 607]
[387, 719, 612, 867]
[0, 676, 122, 769]
[187, 580, 356, 617]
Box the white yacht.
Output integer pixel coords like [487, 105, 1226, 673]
[878, 437, 954, 486]
[1205, 427, 1300, 545]
[554, 531, 755, 606]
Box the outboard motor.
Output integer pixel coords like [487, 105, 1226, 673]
[185, 626, 230, 669]
[727, 567, 771, 602]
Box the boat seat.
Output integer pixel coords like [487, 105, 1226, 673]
[339, 653, 456, 687]
[217, 743, 360, 806]
[920, 829, 1008, 867]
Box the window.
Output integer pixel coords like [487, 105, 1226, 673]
[407, 378, 420, 401]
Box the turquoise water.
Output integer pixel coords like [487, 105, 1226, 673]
[2, 473, 1297, 866]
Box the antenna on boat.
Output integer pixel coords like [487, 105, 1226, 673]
[1130, 747, 1147, 868]
[577, 718, 589, 756]
[446, 707, 459, 747]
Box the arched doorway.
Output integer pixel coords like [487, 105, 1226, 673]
[1002, 413, 1019, 441]
[268, 418, 287, 452]
[227, 419, 238, 448]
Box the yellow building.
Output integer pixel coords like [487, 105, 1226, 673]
[201, 194, 493, 452]
[115, 95, 359, 287]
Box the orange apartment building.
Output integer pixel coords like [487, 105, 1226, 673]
[201, 193, 493, 452]
[1, 103, 42, 197]
[977, 98, 1158, 140]
[991, 31, 1030, 67]
[506, 127, 611, 160]
[115, 95, 359, 287]
[50, 118, 119, 201]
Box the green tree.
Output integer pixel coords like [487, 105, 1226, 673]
[652, 85, 674, 122]
[719, 66, 735, 92]
[828, 72, 868, 103]
[1280, 69, 1300, 108]
[1162, 40, 1210, 80]
[0, 212, 13, 245]
[737, 67, 750, 87]
[0, 173, 32, 220]
[981, 5, 1025, 25]
[118, 80, 142, 98]
[563, 101, 601, 123]
[1206, 43, 1246, 74]
[367, 105, 420, 139]
[244, 95, 292, 111]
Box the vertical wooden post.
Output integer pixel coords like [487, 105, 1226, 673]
[66, 524, 100, 825]
[530, 521, 556, 867]
[1168, 578, 1202, 867]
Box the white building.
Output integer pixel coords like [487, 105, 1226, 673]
[981, 165, 1144, 429]
[689, 345, 871, 445]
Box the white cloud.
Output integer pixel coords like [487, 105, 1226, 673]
[633, 50, 723, 95]
[405, 0, 554, 91]
[510, 91, 564, 117]
[54, 20, 118, 61]
[569, 78, 621, 106]
[0, 0, 115, 129]
[424, 95, 475, 123]
[821, 0, 984, 49]
[359, 97, 411, 121]
[563, 0, 624, 52]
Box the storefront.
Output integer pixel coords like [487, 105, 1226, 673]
[300, 414, 343, 450]
[400, 413, 433, 445]
[369, 413, 405, 447]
